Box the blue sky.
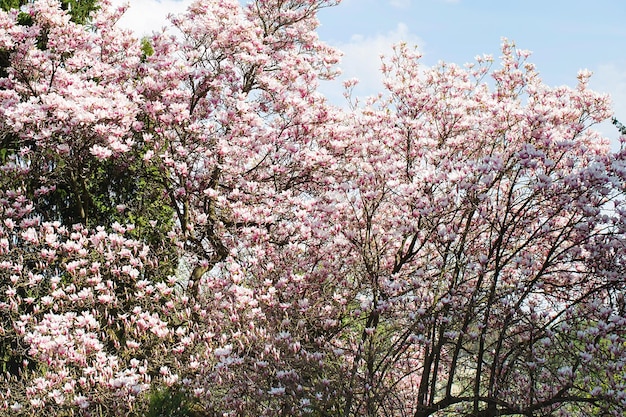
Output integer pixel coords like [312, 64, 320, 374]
[114, 0, 626, 141]
[319, 0, 626, 84]
[315, 1, 626, 130]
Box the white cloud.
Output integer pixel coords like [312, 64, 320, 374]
[111, 0, 193, 37]
[318, 23, 425, 105]
[389, 0, 411, 9]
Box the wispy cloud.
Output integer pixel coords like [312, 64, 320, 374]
[318, 23, 425, 104]
[389, 0, 411, 9]
[111, 0, 193, 36]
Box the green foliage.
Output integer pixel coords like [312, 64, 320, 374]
[141, 37, 155, 60]
[612, 117, 626, 135]
[85, 154, 179, 278]
[24, 147, 179, 279]
[145, 386, 202, 417]
[0, 0, 20, 12]
[59, 0, 98, 24]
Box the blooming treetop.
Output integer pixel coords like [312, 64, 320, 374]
[0, 0, 624, 416]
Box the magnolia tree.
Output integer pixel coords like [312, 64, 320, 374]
[1, 0, 625, 416]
